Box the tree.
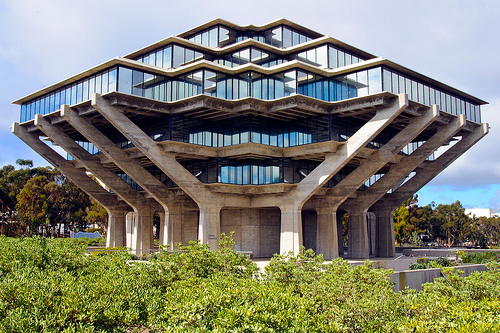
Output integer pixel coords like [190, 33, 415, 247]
[86, 201, 108, 234]
[433, 201, 472, 246]
[16, 175, 52, 234]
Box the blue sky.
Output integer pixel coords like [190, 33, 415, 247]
[1, 0, 499, 209]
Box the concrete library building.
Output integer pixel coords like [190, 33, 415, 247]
[13, 19, 487, 259]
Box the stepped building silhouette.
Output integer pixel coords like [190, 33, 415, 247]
[13, 19, 488, 258]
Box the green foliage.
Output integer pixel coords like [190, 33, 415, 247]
[409, 257, 455, 270]
[0, 161, 94, 237]
[2, 236, 500, 332]
[459, 250, 500, 264]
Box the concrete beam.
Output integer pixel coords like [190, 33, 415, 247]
[60, 105, 179, 248]
[91, 93, 225, 249]
[33, 115, 159, 254]
[343, 114, 467, 211]
[264, 94, 408, 256]
[12, 122, 132, 248]
[380, 122, 489, 210]
[12, 122, 128, 211]
[326, 104, 438, 209]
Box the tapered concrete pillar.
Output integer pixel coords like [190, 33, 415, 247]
[316, 207, 338, 260]
[91, 94, 226, 247]
[371, 205, 396, 257]
[198, 205, 221, 250]
[157, 211, 167, 247]
[126, 212, 134, 249]
[347, 209, 370, 259]
[60, 104, 174, 249]
[125, 206, 155, 255]
[106, 208, 127, 248]
[279, 203, 302, 255]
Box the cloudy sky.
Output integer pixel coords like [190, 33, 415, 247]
[0, 0, 498, 208]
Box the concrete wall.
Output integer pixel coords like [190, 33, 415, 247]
[221, 207, 280, 258]
[390, 264, 487, 292]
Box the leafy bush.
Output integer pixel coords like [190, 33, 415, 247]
[409, 256, 455, 270]
[459, 250, 500, 264]
[1, 236, 500, 332]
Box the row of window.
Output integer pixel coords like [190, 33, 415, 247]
[20, 68, 117, 122]
[116, 67, 382, 103]
[20, 65, 481, 124]
[135, 43, 365, 71]
[186, 24, 314, 49]
[118, 157, 394, 189]
[382, 68, 481, 123]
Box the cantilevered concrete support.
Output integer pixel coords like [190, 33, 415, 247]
[91, 93, 230, 250]
[271, 94, 407, 256]
[370, 122, 489, 256]
[310, 103, 438, 258]
[383, 123, 489, 207]
[59, 105, 182, 249]
[12, 122, 132, 247]
[341, 114, 467, 258]
[33, 114, 160, 254]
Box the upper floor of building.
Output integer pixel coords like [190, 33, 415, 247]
[14, 18, 487, 124]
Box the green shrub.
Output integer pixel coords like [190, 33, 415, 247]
[459, 250, 500, 264]
[1, 236, 500, 332]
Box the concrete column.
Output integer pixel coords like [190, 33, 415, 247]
[198, 205, 221, 250]
[157, 211, 166, 247]
[106, 208, 127, 248]
[60, 104, 174, 246]
[286, 94, 408, 206]
[279, 203, 302, 255]
[371, 205, 396, 258]
[324, 104, 438, 209]
[91, 94, 229, 247]
[126, 212, 134, 249]
[347, 209, 370, 259]
[316, 207, 339, 260]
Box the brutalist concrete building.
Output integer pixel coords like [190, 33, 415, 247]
[12, 19, 488, 258]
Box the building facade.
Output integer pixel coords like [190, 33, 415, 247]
[13, 19, 488, 258]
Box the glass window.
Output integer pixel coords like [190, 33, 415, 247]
[271, 27, 282, 47]
[82, 80, 89, 101]
[338, 51, 345, 67]
[284, 70, 296, 96]
[316, 45, 328, 68]
[209, 27, 218, 48]
[328, 46, 338, 69]
[76, 82, 83, 103]
[185, 48, 195, 64]
[109, 68, 117, 92]
[204, 70, 217, 96]
[95, 75, 102, 94]
[173, 45, 184, 68]
[156, 50, 163, 68]
[164, 46, 172, 68]
[274, 73, 285, 98]
[219, 26, 230, 47]
[382, 69, 392, 92]
[132, 70, 144, 96]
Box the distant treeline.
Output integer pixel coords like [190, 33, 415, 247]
[0, 159, 107, 237]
